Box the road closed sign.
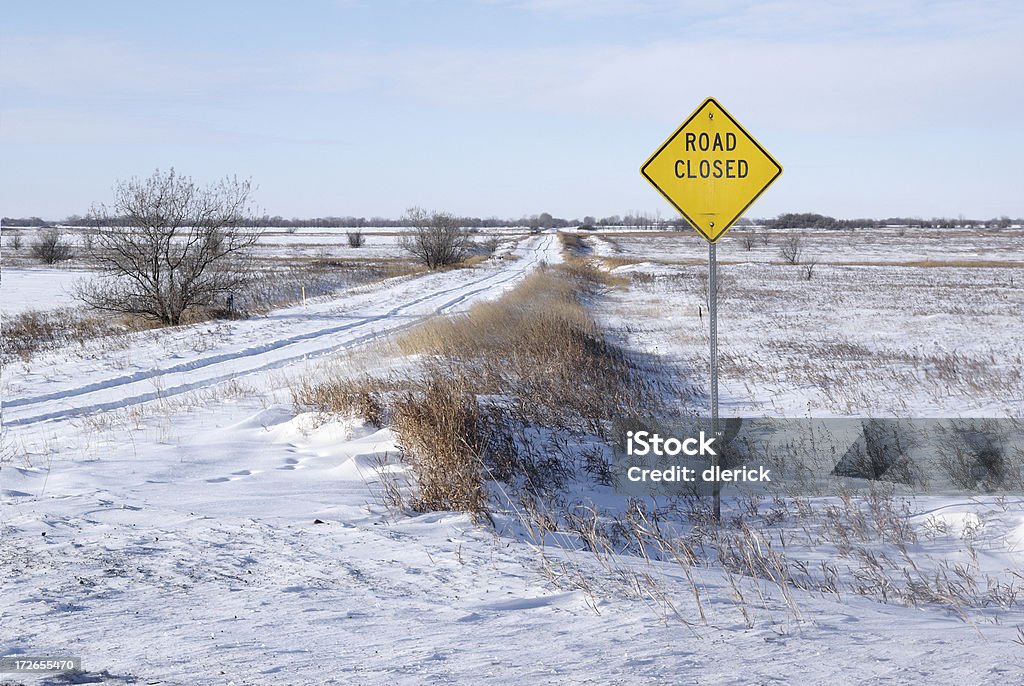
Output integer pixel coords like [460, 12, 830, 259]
[641, 98, 782, 242]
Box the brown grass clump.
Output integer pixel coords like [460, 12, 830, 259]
[598, 256, 643, 271]
[290, 374, 389, 427]
[391, 371, 488, 516]
[397, 266, 656, 435]
[558, 231, 587, 254]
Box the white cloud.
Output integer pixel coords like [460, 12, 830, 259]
[3, 23, 1021, 140]
[355, 36, 1022, 133]
[491, 0, 1022, 39]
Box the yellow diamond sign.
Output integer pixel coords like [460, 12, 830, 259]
[641, 97, 782, 243]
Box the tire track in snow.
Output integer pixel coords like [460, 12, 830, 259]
[4, 233, 560, 427]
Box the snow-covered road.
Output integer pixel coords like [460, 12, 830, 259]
[3, 232, 561, 429]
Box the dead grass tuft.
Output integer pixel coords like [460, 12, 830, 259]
[558, 231, 587, 254]
[290, 374, 390, 427]
[391, 370, 488, 517]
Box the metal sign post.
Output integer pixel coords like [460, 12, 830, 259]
[640, 97, 782, 521]
[708, 241, 720, 520]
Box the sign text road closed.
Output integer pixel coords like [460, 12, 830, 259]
[641, 98, 782, 242]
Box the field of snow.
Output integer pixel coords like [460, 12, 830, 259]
[1, 268, 99, 316]
[590, 227, 1024, 418]
[586, 226, 1024, 265]
[2, 226, 528, 267]
[3, 227, 1024, 684]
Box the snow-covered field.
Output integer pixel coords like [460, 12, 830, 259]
[3, 227, 1024, 684]
[1, 268, 98, 315]
[591, 227, 1024, 418]
[1, 226, 528, 269]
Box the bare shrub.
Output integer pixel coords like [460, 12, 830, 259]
[778, 234, 802, 264]
[31, 228, 74, 264]
[799, 258, 817, 280]
[77, 168, 262, 326]
[699, 268, 735, 309]
[346, 229, 365, 248]
[8, 232, 23, 250]
[937, 421, 1021, 491]
[400, 207, 471, 269]
[474, 236, 501, 257]
[739, 233, 756, 250]
[458, 239, 502, 268]
[832, 420, 923, 486]
[392, 371, 487, 516]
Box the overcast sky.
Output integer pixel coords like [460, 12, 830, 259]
[3, 0, 1022, 220]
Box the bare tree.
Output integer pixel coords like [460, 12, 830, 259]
[76, 169, 262, 326]
[778, 234, 803, 265]
[346, 229, 365, 248]
[401, 207, 471, 269]
[9, 232, 23, 250]
[31, 228, 74, 264]
[739, 232, 756, 250]
[799, 258, 817, 281]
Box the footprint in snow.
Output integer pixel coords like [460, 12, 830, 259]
[207, 469, 262, 483]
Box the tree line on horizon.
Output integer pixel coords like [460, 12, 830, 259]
[2, 211, 1019, 230]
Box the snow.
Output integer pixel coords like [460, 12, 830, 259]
[2, 234, 559, 428]
[1, 268, 98, 315]
[5, 399, 1023, 684]
[592, 228, 1024, 418]
[3, 228, 1024, 684]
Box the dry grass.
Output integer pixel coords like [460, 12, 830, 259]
[379, 264, 668, 519]
[822, 259, 1024, 269]
[0, 307, 155, 363]
[397, 265, 654, 434]
[391, 371, 488, 516]
[558, 231, 587, 254]
[290, 374, 390, 427]
[598, 256, 644, 270]
[292, 263, 664, 517]
[456, 254, 490, 268]
[719, 340, 1023, 414]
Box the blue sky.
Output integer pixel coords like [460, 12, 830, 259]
[2, 1, 1022, 220]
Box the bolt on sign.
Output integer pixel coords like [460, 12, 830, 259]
[640, 97, 782, 242]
